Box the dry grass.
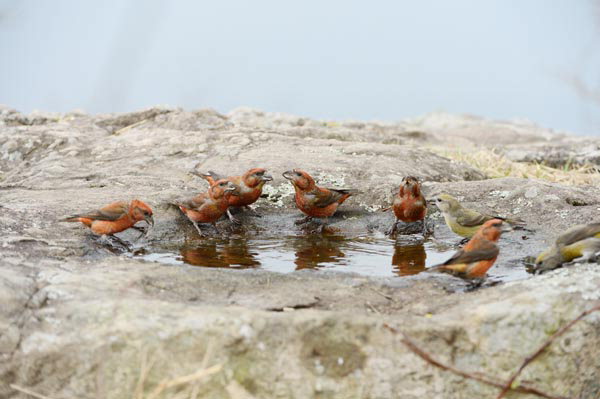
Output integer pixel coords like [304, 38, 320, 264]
[132, 340, 222, 399]
[431, 146, 600, 186]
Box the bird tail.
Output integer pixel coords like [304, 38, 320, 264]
[425, 264, 449, 273]
[165, 202, 186, 213]
[332, 189, 359, 205]
[190, 170, 220, 185]
[505, 217, 535, 233]
[333, 188, 360, 196]
[493, 215, 532, 231]
[426, 264, 468, 277]
[60, 216, 81, 222]
[495, 216, 525, 226]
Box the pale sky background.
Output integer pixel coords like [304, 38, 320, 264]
[0, 1, 599, 135]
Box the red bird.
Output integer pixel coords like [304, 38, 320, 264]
[386, 176, 428, 236]
[195, 168, 272, 223]
[430, 219, 506, 279]
[174, 179, 239, 235]
[282, 169, 357, 227]
[62, 200, 154, 237]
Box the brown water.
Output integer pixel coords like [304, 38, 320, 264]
[140, 233, 460, 278]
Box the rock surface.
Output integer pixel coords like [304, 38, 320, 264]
[1, 106, 599, 398]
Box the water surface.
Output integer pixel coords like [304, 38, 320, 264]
[140, 233, 462, 278]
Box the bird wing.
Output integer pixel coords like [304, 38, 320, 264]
[556, 222, 600, 247]
[455, 208, 494, 227]
[311, 187, 354, 208]
[181, 192, 210, 209]
[442, 241, 499, 265]
[563, 237, 600, 259]
[71, 201, 129, 221]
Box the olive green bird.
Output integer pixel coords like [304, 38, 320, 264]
[535, 222, 600, 273]
[435, 194, 525, 239]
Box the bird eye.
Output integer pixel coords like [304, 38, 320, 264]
[436, 198, 441, 202]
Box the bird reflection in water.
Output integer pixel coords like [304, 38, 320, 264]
[392, 243, 427, 276]
[293, 234, 346, 270]
[180, 237, 260, 268]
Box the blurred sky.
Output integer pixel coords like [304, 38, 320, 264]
[0, 0, 599, 135]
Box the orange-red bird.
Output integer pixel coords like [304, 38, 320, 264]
[387, 176, 428, 236]
[195, 168, 272, 223]
[430, 219, 506, 279]
[282, 169, 357, 226]
[62, 200, 154, 236]
[174, 179, 239, 235]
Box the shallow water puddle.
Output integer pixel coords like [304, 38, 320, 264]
[138, 234, 462, 278]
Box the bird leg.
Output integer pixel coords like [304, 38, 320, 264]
[319, 218, 329, 234]
[130, 225, 149, 241]
[105, 235, 132, 251]
[244, 206, 262, 217]
[226, 209, 242, 225]
[421, 219, 429, 236]
[192, 222, 204, 236]
[386, 219, 399, 236]
[465, 278, 486, 292]
[212, 222, 221, 234]
[295, 216, 313, 225]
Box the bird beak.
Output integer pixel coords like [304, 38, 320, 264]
[145, 214, 155, 227]
[261, 174, 273, 182]
[282, 170, 293, 180]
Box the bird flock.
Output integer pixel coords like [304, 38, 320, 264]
[62, 168, 599, 278]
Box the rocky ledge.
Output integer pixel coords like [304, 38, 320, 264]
[1, 106, 599, 398]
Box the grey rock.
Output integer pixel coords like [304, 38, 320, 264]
[502, 137, 600, 168]
[1, 107, 599, 398]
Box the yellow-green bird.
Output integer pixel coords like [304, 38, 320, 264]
[535, 222, 600, 272]
[434, 193, 524, 239]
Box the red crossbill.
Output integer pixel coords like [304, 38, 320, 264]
[173, 179, 239, 236]
[194, 168, 272, 223]
[282, 169, 357, 227]
[62, 199, 154, 236]
[430, 219, 507, 279]
[386, 176, 428, 236]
